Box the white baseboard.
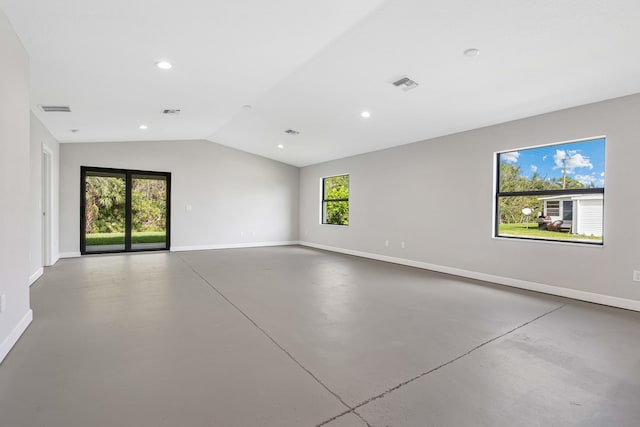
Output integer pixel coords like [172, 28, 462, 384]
[59, 252, 81, 259]
[171, 241, 299, 252]
[299, 241, 640, 312]
[29, 268, 43, 286]
[0, 309, 33, 365]
[50, 252, 60, 265]
[61, 242, 299, 256]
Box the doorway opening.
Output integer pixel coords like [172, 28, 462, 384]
[80, 166, 171, 254]
[42, 148, 52, 265]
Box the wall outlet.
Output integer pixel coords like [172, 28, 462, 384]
[385, 240, 389, 247]
[633, 271, 640, 282]
[185, 204, 193, 212]
[401, 241, 406, 249]
[0, 294, 6, 313]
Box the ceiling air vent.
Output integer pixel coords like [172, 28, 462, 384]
[40, 105, 71, 113]
[392, 77, 419, 91]
[162, 109, 181, 115]
[284, 129, 300, 135]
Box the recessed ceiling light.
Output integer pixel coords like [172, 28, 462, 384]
[277, 144, 284, 149]
[139, 124, 148, 130]
[155, 60, 172, 70]
[242, 104, 252, 110]
[463, 48, 480, 58]
[361, 111, 371, 118]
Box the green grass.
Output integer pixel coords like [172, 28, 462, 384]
[498, 223, 602, 243]
[86, 231, 166, 246]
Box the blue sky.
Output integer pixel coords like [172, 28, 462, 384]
[500, 138, 605, 187]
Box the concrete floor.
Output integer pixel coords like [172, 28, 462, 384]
[1, 246, 639, 427]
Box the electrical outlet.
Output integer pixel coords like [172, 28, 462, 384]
[0, 294, 6, 313]
[385, 240, 389, 247]
[633, 271, 640, 282]
[401, 241, 406, 249]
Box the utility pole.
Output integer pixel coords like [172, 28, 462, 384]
[562, 157, 567, 189]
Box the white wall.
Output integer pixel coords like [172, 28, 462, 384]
[31, 114, 60, 267]
[300, 94, 640, 308]
[0, 9, 32, 363]
[59, 139, 299, 255]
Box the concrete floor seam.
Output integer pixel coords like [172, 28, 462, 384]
[353, 410, 374, 427]
[178, 255, 354, 413]
[316, 408, 374, 427]
[347, 303, 569, 414]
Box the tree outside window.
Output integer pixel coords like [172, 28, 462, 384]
[322, 175, 349, 225]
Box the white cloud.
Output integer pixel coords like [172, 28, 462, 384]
[553, 150, 566, 168]
[530, 165, 538, 172]
[542, 155, 548, 161]
[574, 173, 604, 187]
[567, 153, 593, 171]
[601, 172, 605, 177]
[502, 151, 520, 164]
[553, 149, 593, 173]
[574, 174, 596, 186]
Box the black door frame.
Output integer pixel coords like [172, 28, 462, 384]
[80, 166, 171, 255]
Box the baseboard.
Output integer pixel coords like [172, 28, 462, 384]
[0, 309, 33, 365]
[29, 268, 43, 286]
[299, 241, 640, 312]
[50, 252, 60, 265]
[59, 252, 81, 259]
[60, 243, 300, 256]
[171, 241, 300, 252]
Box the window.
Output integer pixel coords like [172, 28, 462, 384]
[545, 201, 560, 217]
[495, 137, 605, 244]
[322, 174, 349, 225]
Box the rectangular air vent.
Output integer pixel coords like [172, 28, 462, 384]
[162, 109, 181, 115]
[392, 77, 419, 91]
[40, 105, 71, 113]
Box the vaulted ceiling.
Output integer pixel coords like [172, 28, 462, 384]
[2, 0, 640, 166]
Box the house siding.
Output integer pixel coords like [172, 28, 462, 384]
[577, 199, 603, 237]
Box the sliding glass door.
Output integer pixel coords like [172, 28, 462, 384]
[131, 173, 168, 250]
[81, 167, 171, 254]
[82, 170, 127, 253]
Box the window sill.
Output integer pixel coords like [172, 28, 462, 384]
[493, 235, 604, 247]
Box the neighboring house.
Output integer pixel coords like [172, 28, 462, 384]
[539, 194, 603, 237]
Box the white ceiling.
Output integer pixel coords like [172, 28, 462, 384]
[2, 0, 640, 166]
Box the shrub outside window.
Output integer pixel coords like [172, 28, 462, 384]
[495, 137, 605, 244]
[322, 175, 349, 225]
